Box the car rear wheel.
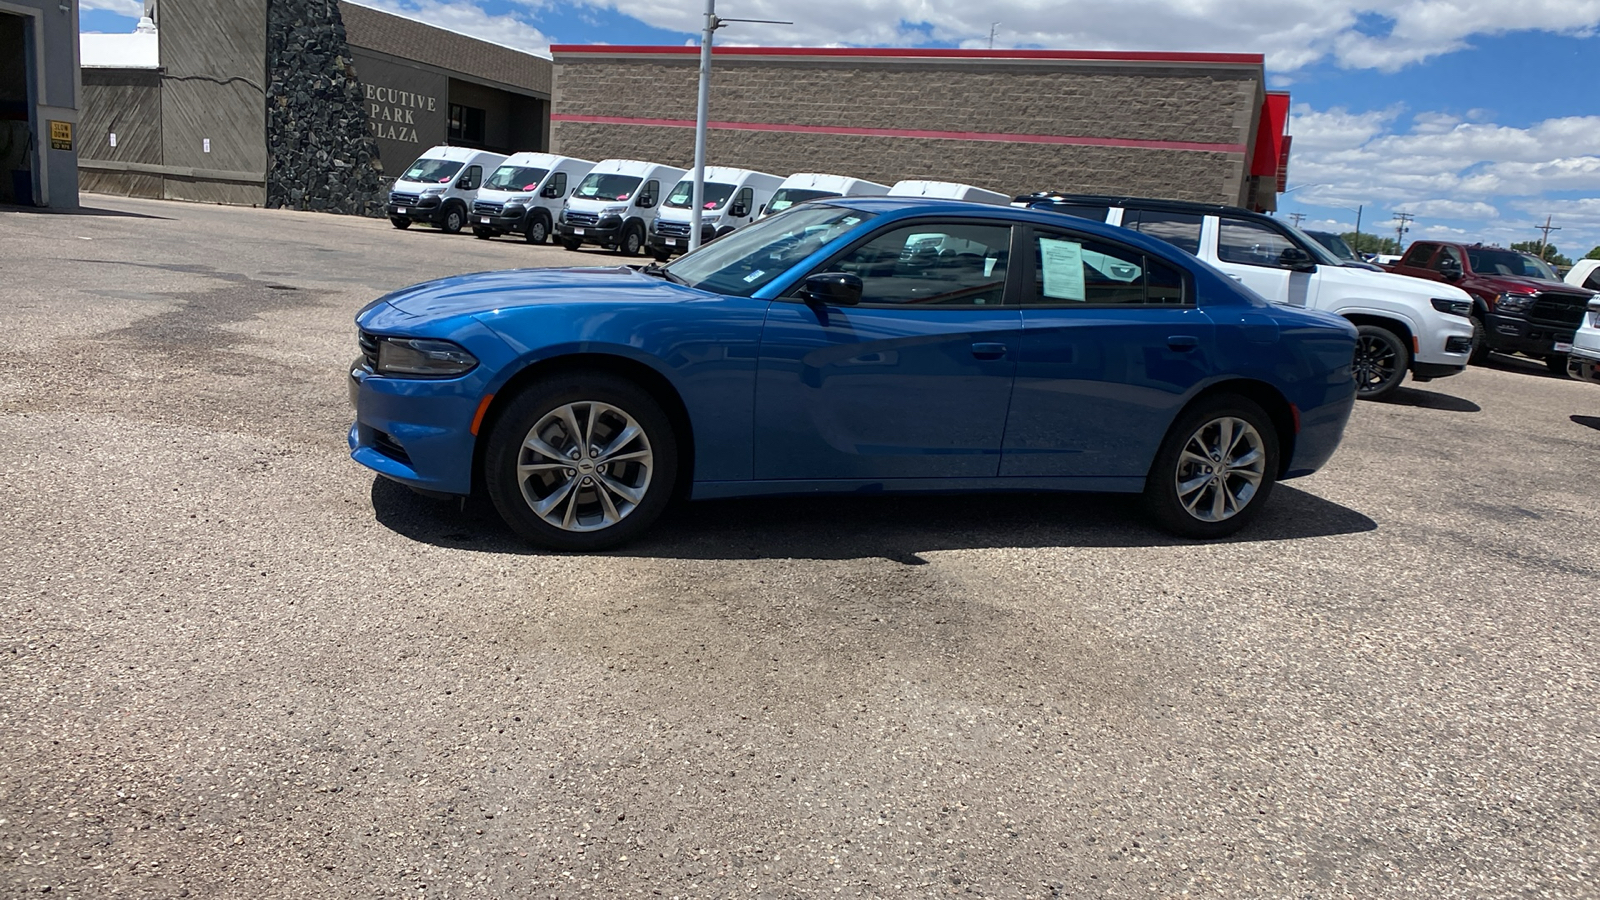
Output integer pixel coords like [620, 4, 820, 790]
[1353, 325, 1409, 401]
[389, 216, 411, 229]
[484, 373, 678, 551]
[1143, 395, 1279, 539]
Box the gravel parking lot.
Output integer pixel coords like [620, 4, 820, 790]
[2, 196, 1597, 899]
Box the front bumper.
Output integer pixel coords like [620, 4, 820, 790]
[555, 217, 623, 245]
[472, 209, 528, 233]
[1483, 312, 1577, 358]
[1568, 344, 1600, 385]
[648, 223, 714, 255]
[388, 198, 445, 223]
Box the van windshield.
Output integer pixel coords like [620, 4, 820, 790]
[401, 158, 464, 184]
[485, 166, 550, 192]
[664, 205, 876, 297]
[665, 181, 736, 210]
[766, 188, 839, 214]
[573, 173, 642, 202]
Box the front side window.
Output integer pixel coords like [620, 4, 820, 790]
[1429, 245, 1463, 272]
[545, 171, 567, 197]
[459, 165, 482, 190]
[1216, 217, 1300, 268]
[401, 158, 463, 184]
[1026, 230, 1187, 306]
[1123, 209, 1203, 256]
[664, 205, 877, 297]
[665, 180, 736, 210]
[639, 180, 660, 207]
[485, 165, 550, 191]
[732, 187, 754, 216]
[1585, 269, 1600, 292]
[573, 173, 642, 202]
[821, 222, 1012, 306]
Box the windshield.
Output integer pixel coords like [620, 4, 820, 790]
[573, 172, 642, 202]
[485, 165, 549, 192]
[665, 180, 736, 210]
[663, 205, 877, 297]
[401, 158, 463, 184]
[766, 188, 839, 214]
[1467, 248, 1559, 281]
[1306, 231, 1357, 261]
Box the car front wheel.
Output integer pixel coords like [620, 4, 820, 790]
[440, 205, 464, 234]
[484, 373, 678, 551]
[390, 216, 411, 229]
[525, 216, 549, 245]
[1143, 395, 1279, 539]
[1352, 325, 1409, 400]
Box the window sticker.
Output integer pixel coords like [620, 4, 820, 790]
[1039, 238, 1086, 301]
[743, 269, 766, 283]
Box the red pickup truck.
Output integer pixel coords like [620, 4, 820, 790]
[1384, 241, 1594, 373]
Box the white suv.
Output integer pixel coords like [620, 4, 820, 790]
[1563, 258, 1600, 384]
[1019, 193, 1476, 400]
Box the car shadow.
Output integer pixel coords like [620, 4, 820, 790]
[1480, 354, 1564, 379]
[1379, 386, 1481, 412]
[0, 202, 171, 219]
[1572, 415, 1600, 432]
[370, 477, 1377, 562]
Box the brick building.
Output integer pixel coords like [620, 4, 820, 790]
[550, 46, 1289, 210]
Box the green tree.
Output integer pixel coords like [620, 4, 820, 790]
[1585, 246, 1600, 260]
[1510, 240, 1572, 267]
[1343, 232, 1399, 255]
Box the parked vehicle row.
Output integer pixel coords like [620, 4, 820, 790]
[1013, 192, 1476, 401]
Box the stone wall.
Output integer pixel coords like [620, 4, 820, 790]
[265, 0, 386, 215]
[552, 53, 1263, 205]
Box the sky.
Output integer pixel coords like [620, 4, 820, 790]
[80, 0, 1600, 259]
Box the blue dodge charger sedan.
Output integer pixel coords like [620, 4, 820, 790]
[350, 197, 1358, 550]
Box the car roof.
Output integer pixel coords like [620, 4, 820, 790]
[1015, 191, 1283, 226]
[824, 196, 1204, 257]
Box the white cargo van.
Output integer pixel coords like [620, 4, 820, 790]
[759, 173, 890, 218]
[887, 180, 1011, 205]
[646, 166, 784, 258]
[469, 153, 595, 245]
[554, 159, 687, 256]
[386, 145, 508, 234]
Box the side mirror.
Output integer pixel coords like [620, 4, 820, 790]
[798, 272, 863, 307]
[637, 198, 654, 209]
[729, 203, 749, 218]
[540, 185, 560, 198]
[1438, 259, 1463, 280]
[1279, 247, 1317, 272]
[457, 178, 475, 190]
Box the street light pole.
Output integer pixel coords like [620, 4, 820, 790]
[688, 0, 718, 252]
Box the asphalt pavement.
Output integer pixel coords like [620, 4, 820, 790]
[1, 196, 1596, 899]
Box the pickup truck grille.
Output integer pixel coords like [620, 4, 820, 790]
[472, 201, 504, 216]
[655, 221, 691, 237]
[565, 211, 599, 226]
[1529, 291, 1589, 328]
[389, 192, 419, 206]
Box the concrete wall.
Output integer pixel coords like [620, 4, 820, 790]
[158, 0, 267, 205]
[552, 53, 1263, 206]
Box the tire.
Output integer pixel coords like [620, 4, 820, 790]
[389, 216, 411, 230]
[1546, 354, 1569, 376]
[1352, 324, 1410, 401]
[473, 228, 492, 240]
[616, 223, 644, 257]
[1469, 315, 1491, 365]
[560, 238, 582, 252]
[525, 214, 550, 245]
[1143, 394, 1279, 539]
[439, 204, 465, 234]
[483, 373, 678, 552]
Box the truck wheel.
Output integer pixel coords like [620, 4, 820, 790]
[525, 215, 550, 245]
[1469, 315, 1491, 365]
[440, 204, 465, 234]
[389, 216, 411, 230]
[1143, 394, 1279, 539]
[1546, 354, 1569, 376]
[1353, 325, 1409, 401]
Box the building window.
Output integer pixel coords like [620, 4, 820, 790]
[449, 104, 486, 143]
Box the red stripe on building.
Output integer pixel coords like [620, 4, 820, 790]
[548, 45, 1263, 65]
[550, 114, 1247, 154]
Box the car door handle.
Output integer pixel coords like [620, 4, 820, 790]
[1167, 335, 1200, 351]
[971, 342, 1008, 360]
[1227, 274, 1244, 282]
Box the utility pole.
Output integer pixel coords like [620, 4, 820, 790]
[989, 22, 1000, 50]
[1394, 212, 1414, 252]
[1288, 212, 1305, 227]
[1536, 215, 1560, 263]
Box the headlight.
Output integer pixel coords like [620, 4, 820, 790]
[421, 186, 446, 196]
[602, 205, 628, 216]
[1497, 292, 1535, 314]
[375, 338, 478, 377]
[1430, 297, 1471, 317]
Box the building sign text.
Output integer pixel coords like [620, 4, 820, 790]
[364, 84, 436, 144]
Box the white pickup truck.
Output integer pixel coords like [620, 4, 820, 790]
[1563, 260, 1600, 384]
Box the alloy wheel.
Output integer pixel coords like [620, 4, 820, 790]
[1353, 332, 1400, 394]
[515, 401, 654, 533]
[1173, 416, 1266, 522]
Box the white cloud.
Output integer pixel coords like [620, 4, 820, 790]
[81, 0, 142, 14]
[347, 0, 552, 56]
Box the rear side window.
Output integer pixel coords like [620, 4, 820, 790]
[1216, 217, 1298, 268]
[1400, 243, 1434, 268]
[1123, 209, 1204, 256]
[1025, 228, 1189, 306]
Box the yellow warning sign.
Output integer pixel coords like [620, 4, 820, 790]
[49, 120, 73, 151]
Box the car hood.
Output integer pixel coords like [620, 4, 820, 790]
[1474, 273, 1588, 296]
[377, 266, 690, 319]
[1322, 264, 1473, 301]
